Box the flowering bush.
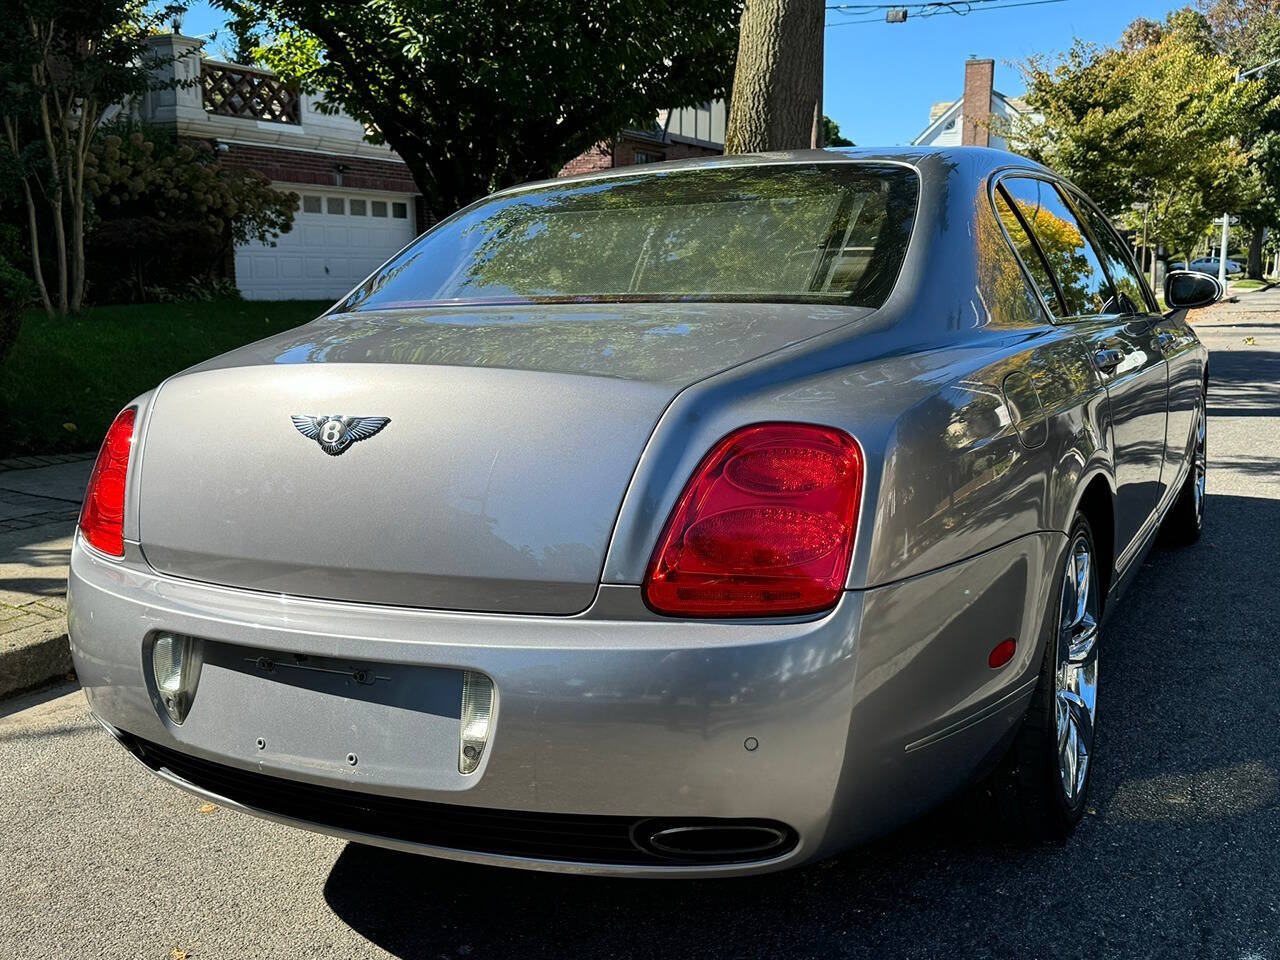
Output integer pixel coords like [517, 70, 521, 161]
[85, 123, 298, 302]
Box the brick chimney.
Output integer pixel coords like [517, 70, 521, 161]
[961, 58, 995, 147]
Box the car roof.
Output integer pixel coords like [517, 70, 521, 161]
[497, 146, 1054, 199]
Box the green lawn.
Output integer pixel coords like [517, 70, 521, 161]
[0, 300, 330, 457]
[1230, 278, 1271, 290]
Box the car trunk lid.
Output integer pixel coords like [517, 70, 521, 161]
[136, 303, 869, 614]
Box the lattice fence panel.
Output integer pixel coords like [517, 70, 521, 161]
[202, 63, 301, 125]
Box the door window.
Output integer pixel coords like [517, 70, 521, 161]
[1066, 192, 1157, 314]
[999, 177, 1116, 319]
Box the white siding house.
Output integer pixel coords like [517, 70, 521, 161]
[912, 58, 1035, 152]
[140, 33, 422, 301]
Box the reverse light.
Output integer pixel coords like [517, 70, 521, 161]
[459, 671, 494, 774]
[151, 633, 202, 724]
[643, 423, 864, 617]
[78, 407, 136, 557]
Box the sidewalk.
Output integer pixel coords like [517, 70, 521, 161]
[0, 457, 92, 697]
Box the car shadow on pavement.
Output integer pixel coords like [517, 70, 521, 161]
[323, 492, 1280, 960]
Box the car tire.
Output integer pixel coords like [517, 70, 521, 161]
[986, 513, 1101, 842]
[1161, 394, 1206, 546]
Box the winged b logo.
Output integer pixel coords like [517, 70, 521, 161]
[291, 415, 390, 456]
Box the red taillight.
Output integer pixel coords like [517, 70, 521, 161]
[643, 423, 864, 617]
[78, 407, 136, 557]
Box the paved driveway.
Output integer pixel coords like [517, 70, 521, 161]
[2, 303, 1278, 959]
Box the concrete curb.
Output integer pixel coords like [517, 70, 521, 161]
[0, 617, 73, 699]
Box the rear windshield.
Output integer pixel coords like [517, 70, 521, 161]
[337, 163, 918, 312]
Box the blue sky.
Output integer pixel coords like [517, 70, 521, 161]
[822, 0, 1182, 144]
[180, 0, 1181, 146]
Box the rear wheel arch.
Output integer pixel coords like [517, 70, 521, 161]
[1073, 475, 1115, 605]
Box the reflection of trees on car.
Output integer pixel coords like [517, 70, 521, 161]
[975, 192, 1045, 329]
[341, 166, 919, 313]
[1006, 199, 1105, 316]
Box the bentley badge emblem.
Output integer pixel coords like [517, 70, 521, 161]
[291, 415, 390, 456]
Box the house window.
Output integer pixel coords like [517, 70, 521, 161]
[371, 200, 388, 217]
[392, 202, 409, 219]
[302, 195, 322, 214]
[633, 150, 663, 164]
[326, 197, 345, 215]
[350, 198, 367, 216]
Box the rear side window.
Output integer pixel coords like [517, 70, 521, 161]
[338, 164, 919, 312]
[1066, 192, 1156, 314]
[993, 189, 1061, 313]
[999, 177, 1116, 319]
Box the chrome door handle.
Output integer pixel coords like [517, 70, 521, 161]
[1093, 348, 1124, 373]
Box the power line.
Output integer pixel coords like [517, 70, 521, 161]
[826, 0, 1070, 26]
[827, 0, 1002, 10]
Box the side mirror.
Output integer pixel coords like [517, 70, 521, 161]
[1164, 270, 1224, 310]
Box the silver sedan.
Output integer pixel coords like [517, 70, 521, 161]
[69, 147, 1214, 876]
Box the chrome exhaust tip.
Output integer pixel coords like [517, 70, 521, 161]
[633, 819, 796, 863]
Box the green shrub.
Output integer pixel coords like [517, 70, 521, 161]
[85, 121, 298, 303]
[145, 274, 243, 303]
[0, 223, 33, 366]
[0, 255, 33, 367]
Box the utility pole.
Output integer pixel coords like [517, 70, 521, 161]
[1132, 201, 1150, 277]
[1219, 213, 1230, 287]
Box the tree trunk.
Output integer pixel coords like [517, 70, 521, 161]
[724, 0, 824, 154]
[68, 101, 95, 314]
[18, 179, 53, 317]
[1248, 225, 1264, 281]
[3, 116, 53, 316]
[38, 95, 68, 315]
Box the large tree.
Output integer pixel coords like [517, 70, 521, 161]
[1197, 0, 1280, 277]
[1013, 12, 1266, 283]
[723, 0, 824, 153]
[219, 0, 741, 222]
[0, 0, 179, 316]
[822, 115, 854, 147]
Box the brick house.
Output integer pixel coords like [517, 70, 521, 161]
[140, 34, 727, 301]
[141, 34, 422, 301]
[559, 102, 727, 177]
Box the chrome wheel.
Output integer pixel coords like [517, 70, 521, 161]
[1193, 405, 1206, 529]
[1055, 534, 1099, 804]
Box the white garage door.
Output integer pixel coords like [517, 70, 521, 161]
[235, 188, 417, 301]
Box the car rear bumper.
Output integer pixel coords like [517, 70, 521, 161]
[68, 531, 1060, 877]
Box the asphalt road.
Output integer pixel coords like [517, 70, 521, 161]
[3, 297, 1280, 960]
